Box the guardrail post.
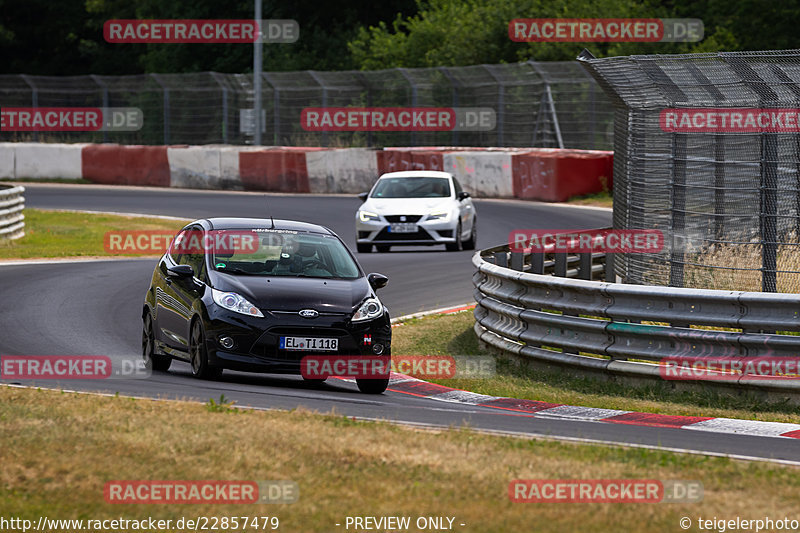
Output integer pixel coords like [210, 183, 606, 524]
[604, 253, 615, 282]
[578, 252, 592, 280]
[554, 253, 567, 277]
[510, 251, 524, 271]
[531, 253, 544, 274]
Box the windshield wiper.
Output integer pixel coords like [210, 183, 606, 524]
[217, 267, 263, 276]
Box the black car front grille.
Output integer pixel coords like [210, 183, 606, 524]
[375, 226, 434, 241]
[384, 215, 423, 223]
[267, 327, 350, 337]
[249, 327, 354, 361]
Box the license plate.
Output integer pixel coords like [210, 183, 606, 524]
[389, 223, 418, 233]
[280, 336, 338, 351]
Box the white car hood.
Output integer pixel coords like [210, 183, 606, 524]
[364, 197, 454, 215]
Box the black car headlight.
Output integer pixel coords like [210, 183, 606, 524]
[212, 288, 264, 318]
[352, 297, 383, 322]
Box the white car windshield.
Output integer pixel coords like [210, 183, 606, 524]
[371, 177, 451, 198]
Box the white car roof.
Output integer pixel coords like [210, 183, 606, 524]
[378, 171, 453, 180]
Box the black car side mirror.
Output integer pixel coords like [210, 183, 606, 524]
[367, 272, 388, 290]
[167, 264, 194, 278]
[358, 192, 369, 202]
[457, 191, 471, 201]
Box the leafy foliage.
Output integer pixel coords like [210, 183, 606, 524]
[0, 0, 797, 74]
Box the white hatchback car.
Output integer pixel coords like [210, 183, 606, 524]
[355, 171, 477, 253]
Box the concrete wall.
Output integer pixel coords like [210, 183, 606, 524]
[0, 143, 613, 202]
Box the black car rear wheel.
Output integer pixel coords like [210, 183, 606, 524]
[189, 320, 222, 380]
[142, 313, 171, 372]
[356, 377, 389, 394]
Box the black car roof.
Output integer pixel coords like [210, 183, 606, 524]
[202, 217, 332, 234]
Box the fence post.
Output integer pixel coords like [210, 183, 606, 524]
[397, 68, 418, 146]
[721, 54, 779, 292]
[482, 65, 504, 146]
[150, 74, 170, 145]
[637, 61, 689, 288]
[353, 72, 373, 147]
[20, 75, 38, 142]
[307, 70, 328, 147]
[528, 61, 565, 148]
[262, 72, 280, 145]
[438, 67, 460, 146]
[211, 73, 230, 144]
[90, 75, 109, 143]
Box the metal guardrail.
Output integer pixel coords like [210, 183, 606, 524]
[0, 185, 25, 241]
[472, 232, 800, 395]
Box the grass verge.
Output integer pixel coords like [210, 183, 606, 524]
[0, 209, 188, 259]
[1, 385, 799, 531]
[391, 311, 800, 424]
[565, 191, 613, 208]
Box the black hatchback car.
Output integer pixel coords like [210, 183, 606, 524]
[142, 217, 392, 394]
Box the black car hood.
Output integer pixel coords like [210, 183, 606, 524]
[210, 272, 371, 314]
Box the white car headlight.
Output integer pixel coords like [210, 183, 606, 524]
[427, 211, 449, 221]
[352, 297, 383, 322]
[359, 210, 380, 222]
[212, 288, 264, 318]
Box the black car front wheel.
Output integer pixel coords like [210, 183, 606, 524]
[356, 377, 389, 394]
[142, 313, 171, 372]
[189, 319, 222, 380]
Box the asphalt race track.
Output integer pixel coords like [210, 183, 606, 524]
[2, 184, 799, 464]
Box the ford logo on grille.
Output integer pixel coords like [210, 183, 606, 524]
[299, 309, 319, 318]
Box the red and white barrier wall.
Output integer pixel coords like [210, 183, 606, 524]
[0, 143, 612, 202]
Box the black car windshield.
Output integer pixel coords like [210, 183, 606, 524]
[211, 231, 360, 279]
[371, 177, 451, 198]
